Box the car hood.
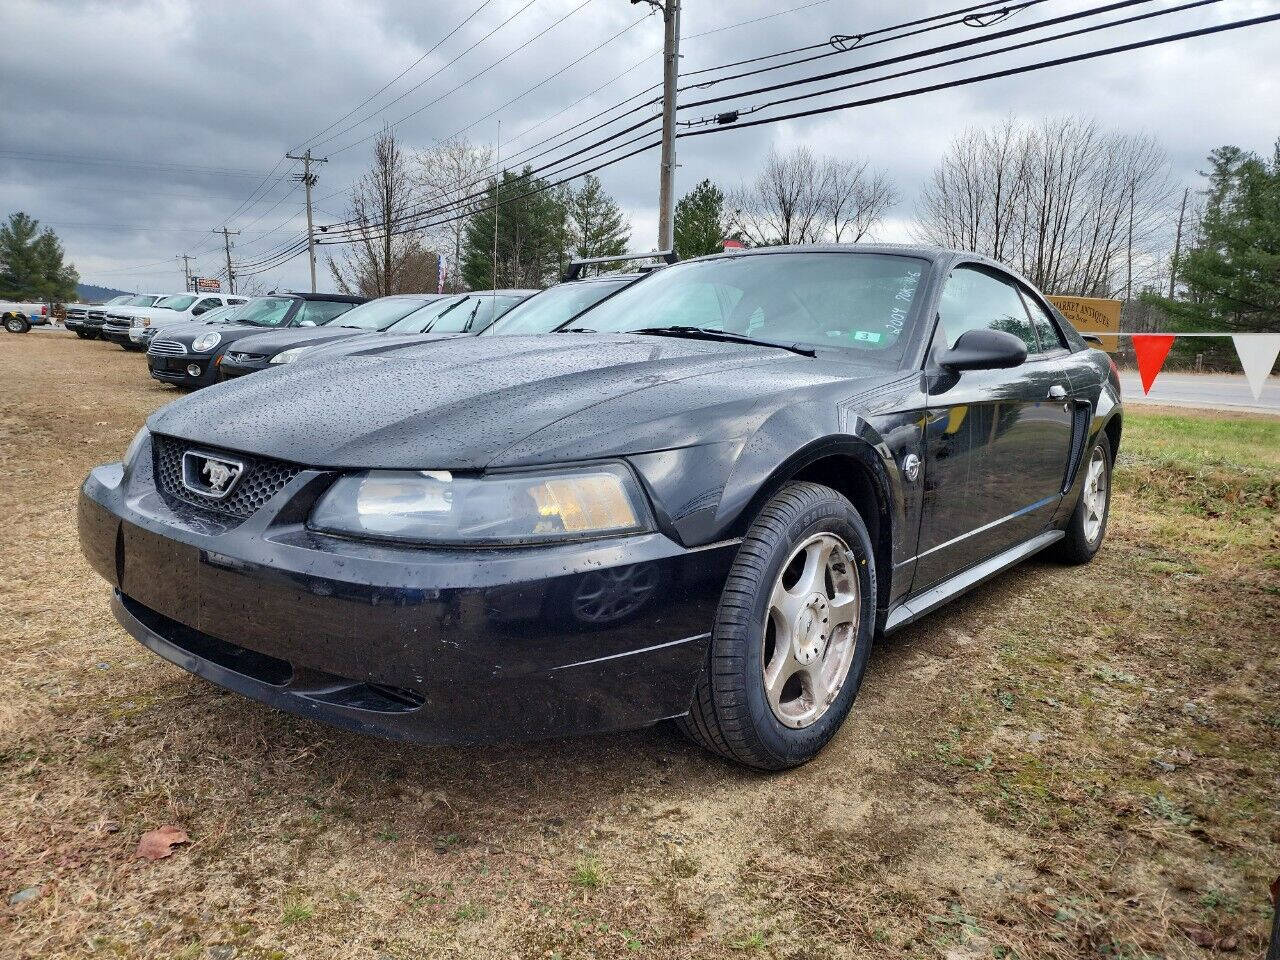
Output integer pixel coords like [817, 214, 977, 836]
[147, 334, 880, 470]
[158, 323, 283, 347]
[225, 325, 372, 356]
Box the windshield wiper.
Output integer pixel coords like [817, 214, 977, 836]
[558, 326, 596, 333]
[627, 326, 816, 357]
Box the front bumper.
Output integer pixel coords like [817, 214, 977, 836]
[147, 352, 217, 387]
[217, 357, 270, 380]
[78, 442, 730, 745]
[102, 324, 134, 345]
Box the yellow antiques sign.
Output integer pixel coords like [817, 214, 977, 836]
[1047, 296, 1122, 352]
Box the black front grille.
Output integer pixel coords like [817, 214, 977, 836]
[152, 435, 302, 519]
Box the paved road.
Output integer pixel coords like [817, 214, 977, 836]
[1118, 371, 1279, 415]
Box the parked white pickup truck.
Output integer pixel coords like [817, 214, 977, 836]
[1, 300, 50, 333]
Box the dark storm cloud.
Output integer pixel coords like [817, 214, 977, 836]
[2, 0, 1276, 292]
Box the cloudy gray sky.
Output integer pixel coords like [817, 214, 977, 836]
[3, 0, 1277, 295]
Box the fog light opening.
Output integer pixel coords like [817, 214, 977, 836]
[186, 363, 201, 377]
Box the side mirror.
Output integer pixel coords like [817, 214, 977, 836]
[938, 328, 1027, 372]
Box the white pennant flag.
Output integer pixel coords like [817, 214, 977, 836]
[1233, 334, 1280, 400]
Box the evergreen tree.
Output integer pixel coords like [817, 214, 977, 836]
[0, 212, 79, 302]
[673, 179, 730, 260]
[461, 168, 568, 290]
[1147, 139, 1280, 333]
[564, 174, 629, 262]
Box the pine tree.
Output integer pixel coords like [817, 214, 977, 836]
[0, 212, 79, 302]
[1147, 139, 1280, 334]
[461, 168, 568, 290]
[564, 174, 629, 262]
[673, 179, 730, 260]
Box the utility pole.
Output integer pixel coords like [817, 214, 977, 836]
[212, 227, 240, 293]
[1168, 185, 1190, 300]
[647, 0, 681, 252]
[176, 253, 194, 291]
[286, 148, 328, 292]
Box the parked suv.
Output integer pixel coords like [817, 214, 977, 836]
[104, 293, 247, 350]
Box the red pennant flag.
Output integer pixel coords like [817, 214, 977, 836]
[1132, 334, 1176, 394]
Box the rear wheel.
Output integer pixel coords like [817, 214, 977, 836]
[75, 330, 91, 339]
[1053, 432, 1112, 564]
[4, 315, 31, 334]
[679, 481, 877, 771]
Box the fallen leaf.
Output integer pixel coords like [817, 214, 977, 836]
[1217, 935, 1238, 952]
[135, 826, 189, 861]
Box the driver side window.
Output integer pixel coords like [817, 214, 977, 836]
[938, 266, 1038, 353]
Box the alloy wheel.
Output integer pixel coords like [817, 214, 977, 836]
[1082, 446, 1108, 545]
[762, 532, 861, 729]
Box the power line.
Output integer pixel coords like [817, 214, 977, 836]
[0, 151, 269, 179]
[682, 0, 1045, 82]
[309, 0, 544, 153]
[680, 0, 1160, 111]
[290, 0, 497, 153]
[325, 0, 600, 157]
[681, 0, 1223, 127]
[317, 7, 1279, 248]
[681, 10, 1280, 135]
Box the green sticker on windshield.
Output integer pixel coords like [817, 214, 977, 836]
[853, 330, 883, 343]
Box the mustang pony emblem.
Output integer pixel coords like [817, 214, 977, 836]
[202, 459, 239, 493]
[181, 450, 244, 499]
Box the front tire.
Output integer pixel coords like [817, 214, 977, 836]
[1053, 432, 1113, 564]
[680, 481, 877, 771]
[4, 315, 31, 334]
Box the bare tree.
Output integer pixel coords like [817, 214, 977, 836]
[417, 136, 492, 292]
[328, 128, 436, 298]
[824, 159, 899, 242]
[732, 146, 897, 246]
[731, 146, 829, 246]
[916, 115, 1174, 297]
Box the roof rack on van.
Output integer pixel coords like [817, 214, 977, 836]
[563, 249, 678, 282]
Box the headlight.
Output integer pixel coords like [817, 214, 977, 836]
[269, 346, 311, 365]
[122, 426, 149, 471]
[192, 332, 222, 353]
[308, 465, 652, 545]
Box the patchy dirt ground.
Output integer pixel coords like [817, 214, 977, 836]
[2, 331, 1277, 960]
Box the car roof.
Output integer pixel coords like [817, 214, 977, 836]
[266, 292, 367, 303]
[566, 273, 643, 284]
[464, 289, 539, 297]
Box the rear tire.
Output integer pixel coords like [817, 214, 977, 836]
[679, 481, 877, 771]
[75, 330, 91, 339]
[4, 315, 31, 334]
[1052, 432, 1112, 564]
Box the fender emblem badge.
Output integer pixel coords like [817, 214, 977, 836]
[903, 453, 921, 482]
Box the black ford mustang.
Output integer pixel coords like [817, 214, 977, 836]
[79, 245, 1120, 770]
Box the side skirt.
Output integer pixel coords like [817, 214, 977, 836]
[883, 530, 1064, 634]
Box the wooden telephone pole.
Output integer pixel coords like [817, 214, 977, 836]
[286, 148, 328, 292]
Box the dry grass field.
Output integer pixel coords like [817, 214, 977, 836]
[2, 331, 1277, 959]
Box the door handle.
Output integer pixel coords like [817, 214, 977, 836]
[1047, 384, 1067, 400]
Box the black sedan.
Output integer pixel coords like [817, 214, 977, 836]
[79, 245, 1120, 770]
[146, 293, 364, 389]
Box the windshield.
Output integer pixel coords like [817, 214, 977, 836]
[125, 295, 159, 307]
[423, 294, 524, 334]
[579, 253, 927, 360]
[235, 296, 297, 328]
[487, 279, 630, 335]
[106, 295, 131, 305]
[156, 295, 197, 311]
[383, 295, 465, 334]
[197, 303, 241, 324]
[319, 296, 441, 332]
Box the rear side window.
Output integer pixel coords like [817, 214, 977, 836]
[298, 300, 356, 325]
[1019, 289, 1066, 352]
[938, 266, 1037, 352]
